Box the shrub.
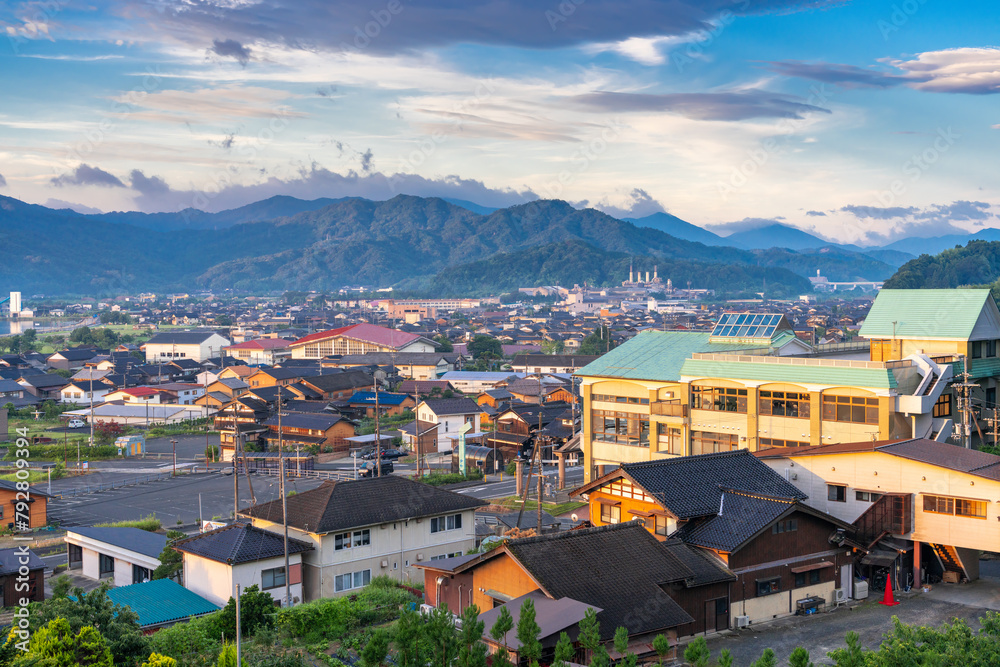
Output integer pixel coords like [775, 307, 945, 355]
[94, 514, 161, 532]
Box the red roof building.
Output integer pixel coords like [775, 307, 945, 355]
[289, 324, 436, 359]
[224, 338, 293, 365]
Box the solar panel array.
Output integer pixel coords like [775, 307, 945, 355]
[710, 313, 783, 339]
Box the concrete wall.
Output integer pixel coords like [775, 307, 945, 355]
[184, 554, 234, 607]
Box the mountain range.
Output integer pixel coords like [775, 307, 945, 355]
[0, 193, 980, 296]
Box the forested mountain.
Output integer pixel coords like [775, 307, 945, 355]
[883, 240, 1000, 290]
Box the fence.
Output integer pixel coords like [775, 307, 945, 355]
[251, 467, 355, 482]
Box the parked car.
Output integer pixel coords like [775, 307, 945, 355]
[67, 419, 86, 429]
[362, 448, 406, 461]
[358, 461, 393, 478]
[220, 467, 235, 476]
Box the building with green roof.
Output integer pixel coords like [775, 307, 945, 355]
[105, 578, 219, 630]
[574, 291, 999, 483]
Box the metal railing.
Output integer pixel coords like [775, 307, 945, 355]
[690, 352, 912, 370]
[650, 402, 687, 417]
[252, 467, 355, 481]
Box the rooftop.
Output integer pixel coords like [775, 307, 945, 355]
[174, 521, 313, 564]
[106, 579, 219, 628]
[860, 289, 998, 340]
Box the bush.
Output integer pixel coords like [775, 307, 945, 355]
[419, 470, 484, 486]
[95, 514, 161, 532]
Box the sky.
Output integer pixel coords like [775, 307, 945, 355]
[0, 0, 998, 245]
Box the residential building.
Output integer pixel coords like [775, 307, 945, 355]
[47, 348, 100, 372]
[756, 438, 1000, 584]
[65, 527, 165, 587]
[575, 293, 998, 483]
[240, 476, 485, 600]
[59, 379, 113, 405]
[300, 371, 376, 401]
[263, 412, 357, 455]
[511, 354, 600, 374]
[289, 324, 436, 359]
[324, 352, 461, 380]
[346, 391, 416, 418]
[409, 398, 484, 455]
[174, 521, 314, 607]
[224, 338, 293, 366]
[0, 480, 49, 530]
[0, 548, 45, 607]
[144, 331, 231, 363]
[17, 374, 70, 402]
[439, 371, 524, 394]
[103, 387, 163, 404]
[0, 379, 37, 408]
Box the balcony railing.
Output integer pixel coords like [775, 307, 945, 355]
[651, 402, 687, 417]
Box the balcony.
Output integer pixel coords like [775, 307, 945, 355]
[651, 401, 687, 418]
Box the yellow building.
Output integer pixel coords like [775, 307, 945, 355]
[576, 289, 1000, 484]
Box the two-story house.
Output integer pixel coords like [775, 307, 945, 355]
[223, 338, 293, 366]
[59, 379, 113, 405]
[240, 476, 485, 600]
[144, 331, 231, 364]
[408, 398, 484, 455]
[262, 412, 356, 455]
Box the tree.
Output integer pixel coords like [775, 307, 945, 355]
[541, 340, 565, 355]
[683, 637, 710, 667]
[16, 617, 114, 667]
[216, 585, 275, 639]
[717, 649, 734, 667]
[516, 598, 542, 667]
[216, 643, 237, 667]
[652, 634, 671, 666]
[552, 632, 575, 667]
[141, 654, 178, 667]
[578, 326, 615, 356]
[750, 648, 776, 667]
[93, 421, 126, 446]
[51, 574, 73, 599]
[468, 335, 503, 360]
[424, 604, 459, 667]
[434, 335, 454, 352]
[151, 531, 185, 581]
[457, 604, 488, 667]
[361, 628, 390, 667]
[577, 607, 601, 662]
[827, 631, 867, 667]
[789, 646, 813, 667]
[613, 627, 636, 667]
[489, 607, 515, 667]
[394, 608, 428, 667]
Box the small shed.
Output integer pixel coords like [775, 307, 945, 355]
[451, 445, 505, 475]
[106, 578, 220, 632]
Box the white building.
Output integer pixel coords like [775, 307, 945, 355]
[414, 397, 484, 453]
[241, 476, 485, 600]
[144, 331, 231, 363]
[174, 522, 313, 607]
[8, 292, 20, 317]
[438, 371, 525, 394]
[59, 379, 112, 405]
[65, 527, 164, 587]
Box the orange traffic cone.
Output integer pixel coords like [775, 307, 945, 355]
[879, 571, 900, 606]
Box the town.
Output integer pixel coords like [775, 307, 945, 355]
[1, 283, 999, 666]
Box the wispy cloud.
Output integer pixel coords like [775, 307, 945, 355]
[571, 89, 831, 121]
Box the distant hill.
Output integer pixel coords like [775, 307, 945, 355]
[754, 246, 896, 282]
[426, 239, 812, 296]
[861, 248, 915, 268]
[439, 198, 499, 215]
[884, 228, 1000, 257]
[626, 212, 725, 246]
[721, 223, 835, 251]
[884, 240, 1000, 290]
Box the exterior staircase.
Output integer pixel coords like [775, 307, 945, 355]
[930, 543, 967, 581]
[853, 493, 912, 548]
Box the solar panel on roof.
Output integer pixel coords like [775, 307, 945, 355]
[709, 313, 785, 340]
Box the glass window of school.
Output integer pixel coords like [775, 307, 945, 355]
[656, 424, 684, 455]
[821, 395, 879, 424]
[691, 431, 739, 456]
[759, 391, 810, 418]
[933, 394, 952, 418]
[591, 410, 650, 447]
[691, 386, 747, 413]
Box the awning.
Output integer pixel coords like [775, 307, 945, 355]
[629, 509, 654, 517]
[483, 589, 513, 602]
[861, 550, 899, 567]
[790, 561, 834, 574]
[596, 498, 621, 507]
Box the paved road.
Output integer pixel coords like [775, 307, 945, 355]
[453, 464, 586, 500]
[47, 471, 327, 527]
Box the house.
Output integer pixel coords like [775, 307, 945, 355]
[246, 367, 308, 389]
[300, 371, 376, 401]
[408, 398, 484, 455]
[106, 579, 219, 632]
[346, 391, 416, 418]
[417, 522, 735, 658]
[0, 548, 45, 606]
[58, 379, 113, 405]
[575, 295, 992, 483]
[153, 382, 205, 405]
[570, 451, 855, 626]
[103, 387, 163, 404]
[505, 377, 576, 405]
[511, 354, 600, 375]
[487, 402, 574, 459]
[398, 380, 455, 395]
[324, 353, 461, 381]
[173, 521, 314, 607]
[290, 324, 437, 359]
[144, 331, 231, 363]
[65, 527, 166, 587]
[755, 438, 1000, 585]
[215, 396, 271, 461]
[0, 480, 50, 529]
[0, 379, 37, 408]
[224, 338, 293, 366]
[263, 412, 357, 454]
[47, 348, 101, 372]
[439, 371, 524, 394]
[239, 475, 486, 600]
[17, 374, 70, 402]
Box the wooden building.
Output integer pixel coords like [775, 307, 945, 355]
[0, 548, 45, 607]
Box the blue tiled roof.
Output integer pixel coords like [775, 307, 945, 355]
[348, 391, 410, 405]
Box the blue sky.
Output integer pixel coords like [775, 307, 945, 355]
[0, 0, 997, 244]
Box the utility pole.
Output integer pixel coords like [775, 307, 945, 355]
[375, 379, 382, 477]
[235, 583, 242, 667]
[954, 355, 977, 449]
[171, 439, 177, 476]
[278, 385, 291, 608]
[233, 432, 240, 518]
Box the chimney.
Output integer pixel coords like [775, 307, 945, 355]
[645, 271, 650, 283]
[654, 265, 658, 280]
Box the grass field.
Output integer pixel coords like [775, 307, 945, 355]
[489, 495, 586, 517]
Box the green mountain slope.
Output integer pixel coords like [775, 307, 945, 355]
[884, 240, 1000, 289]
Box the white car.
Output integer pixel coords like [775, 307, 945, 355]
[67, 419, 86, 429]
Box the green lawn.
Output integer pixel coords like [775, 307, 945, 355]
[490, 495, 586, 517]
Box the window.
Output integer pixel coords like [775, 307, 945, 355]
[430, 514, 463, 533]
[653, 514, 669, 536]
[592, 394, 649, 405]
[933, 394, 952, 418]
[692, 386, 747, 413]
[99, 554, 115, 577]
[923, 495, 986, 519]
[691, 431, 739, 456]
[759, 438, 808, 449]
[334, 569, 371, 592]
[828, 484, 846, 502]
[591, 410, 650, 447]
[771, 519, 798, 534]
[759, 391, 811, 418]
[756, 577, 781, 596]
[794, 572, 805, 587]
[600, 503, 621, 524]
[656, 424, 684, 455]
[262, 566, 286, 590]
[132, 564, 151, 583]
[821, 395, 879, 424]
[334, 529, 371, 550]
[972, 340, 983, 359]
[856, 491, 881, 503]
[810, 569, 821, 585]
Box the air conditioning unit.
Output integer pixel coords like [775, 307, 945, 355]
[417, 553, 424, 561]
[380, 560, 388, 568]
[833, 588, 847, 603]
[735, 615, 750, 628]
[419, 604, 434, 615]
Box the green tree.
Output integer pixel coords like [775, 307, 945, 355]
[552, 632, 575, 667]
[750, 648, 776, 667]
[827, 631, 867, 667]
[394, 608, 428, 667]
[434, 335, 454, 352]
[652, 634, 671, 667]
[577, 607, 602, 665]
[789, 646, 813, 667]
[361, 628, 390, 667]
[216, 643, 237, 667]
[424, 604, 459, 667]
[151, 530, 185, 581]
[468, 335, 503, 360]
[683, 637, 710, 667]
[489, 607, 515, 667]
[457, 604, 488, 667]
[541, 340, 566, 355]
[51, 574, 73, 599]
[216, 585, 275, 639]
[613, 627, 636, 667]
[15, 617, 113, 667]
[578, 326, 615, 356]
[717, 649, 734, 667]
[516, 598, 542, 667]
[141, 653, 178, 667]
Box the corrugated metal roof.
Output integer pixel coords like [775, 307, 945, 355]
[575, 331, 753, 382]
[106, 579, 219, 628]
[679, 358, 898, 389]
[859, 289, 993, 339]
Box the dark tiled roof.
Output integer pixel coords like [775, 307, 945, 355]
[19, 374, 70, 388]
[503, 522, 694, 638]
[68, 527, 166, 558]
[660, 539, 735, 587]
[422, 397, 482, 416]
[49, 349, 100, 361]
[174, 522, 313, 564]
[674, 490, 794, 552]
[240, 475, 486, 534]
[618, 450, 807, 520]
[302, 370, 374, 393]
[0, 548, 45, 575]
[264, 412, 345, 430]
